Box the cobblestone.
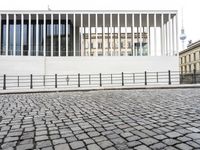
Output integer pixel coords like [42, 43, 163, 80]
[1, 88, 200, 149]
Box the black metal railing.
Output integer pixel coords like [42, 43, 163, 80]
[1, 70, 198, 90]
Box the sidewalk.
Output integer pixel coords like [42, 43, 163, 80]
[0, 84, 200, 95]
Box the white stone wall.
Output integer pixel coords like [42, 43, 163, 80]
[0, 56, 179, 75]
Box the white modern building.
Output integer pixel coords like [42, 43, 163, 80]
[0, 10, 179, 75]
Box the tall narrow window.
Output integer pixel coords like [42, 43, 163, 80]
[16, 17, 21, 55]
[46, 17, 51, 56]
[8, 18, 14, 55]
[38, 17, 43, 56]
[1, 19, 6, 55]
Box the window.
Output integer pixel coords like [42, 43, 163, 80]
[128, 42, 131, 48]
[194, 63, 196, 71]
[193, 53, 196, 61]
[91, 43, 93, 49]
[189, 64, 191, 73]
[184, 56, 186, 63]
[98, 42, 102, 49]
[189, 54, 191, 62]
[120, 42, 124, 48]
[181, 57, 183, 64]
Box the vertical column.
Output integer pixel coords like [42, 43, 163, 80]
[43, 14, 46, 56]
[80, 13, 83, 56]
[172, 14, 175, 56]
[95, 13, 98, 56]
[168, 13, 171, 56]
[161, 13, 164, 56]
[132, 13, 135, 56]
[73, 13, 76, 56]
[0, 14, 1, 54]
[88, 14, 90, 56]
[154, 13, 157, 56]
[166, 20, 168, 56]
[28, 14, 31, 56]
[13, 14, 16, 56]
[147, 13, 150, 56]
[110, 14, 113, 56]
[175, 13, 179, 55]
[36, 14, 39, 56]
[51, 14, 53, 56]
[66, 14, 68, 56]
[139, 13, 142, 56]
[125, 13, 127, 56]
[103, 14, 105, 56]
[118, 13, 120, 56]
[58, 13, 61, 56]
[6, 14, 9, 56]
[21, 14, 24, 56]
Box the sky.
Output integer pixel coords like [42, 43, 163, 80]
[0, 0, 199, 49]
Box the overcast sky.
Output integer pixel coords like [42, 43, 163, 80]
[0, 0, 199, 49]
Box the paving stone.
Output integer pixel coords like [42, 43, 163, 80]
[53, 138, 66, 145]
[166, 131, 182, 138]
[154, 134, 167, 140]
[4, 136, 19, 142]
[186, 133, 200, 139]
[76, 133, 89, 140]
[87, 131, 100, 137]
[175, 143, 193, 150]
[98, 140, 113, 149]
[70, 141, 85, 149]
[134, 145, 151, 150]
[150, 142, 166, 149]
[36, 140, 52, 148]
[54, 144, 70, 150]
[187, 127, 200, 133]
[140, 137, 159, 146]
[16, 144, 34, 150]
[163, 139, 180, 146]
[186, 141, 200, 148]
[35, 135, 49, 141]
[87, 144, 102, 150]
[127, 141, 141, 147]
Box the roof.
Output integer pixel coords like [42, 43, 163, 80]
[179, 40, 200, 55]
[0, 10, 178, 14]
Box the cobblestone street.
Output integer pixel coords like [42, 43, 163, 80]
[0, 88, 200, 150]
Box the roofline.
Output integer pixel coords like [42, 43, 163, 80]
[179, 40, 200, 55]
[0, 9, 178, 14]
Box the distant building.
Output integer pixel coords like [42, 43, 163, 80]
[179, 40, 200, 73]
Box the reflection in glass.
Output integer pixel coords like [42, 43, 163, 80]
[1, 20, 6, 55]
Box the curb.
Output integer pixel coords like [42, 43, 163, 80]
[0, 84, 200, 95]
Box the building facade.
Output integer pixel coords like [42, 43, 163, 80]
[179, 40, 200, 73]
[0, 10, 179, 74]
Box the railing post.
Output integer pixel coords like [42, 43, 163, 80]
[156, 72, 158, 83]
[99, 73, 102, 87]
[111, 74, 112, 84]
[3, 74, 6, 90]
[168, 70, 171, 85]
[144, 71, 147, 85]
[17, 76, 19, 87]
[43, 75, 46, 86]
[78, 73, 80, 87]
[89, 75, 91, 85]
[55, 74, 57, 88]
[193, 69, 196, 84]
[30, 74, 33, 89]
[122, 72, 124, 86]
